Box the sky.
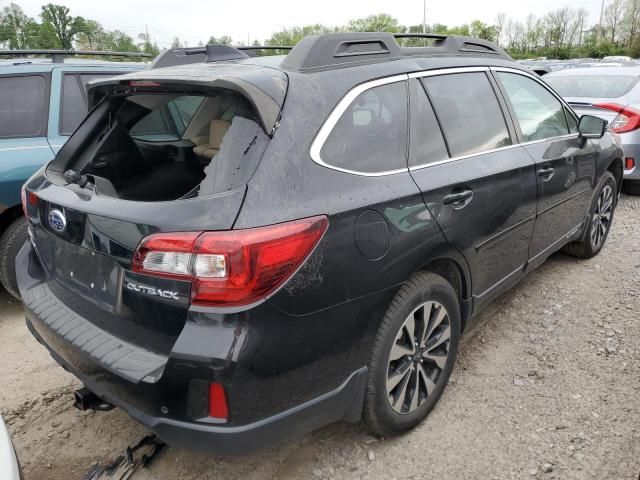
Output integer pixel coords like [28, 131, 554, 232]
[15, 0, 606, 48]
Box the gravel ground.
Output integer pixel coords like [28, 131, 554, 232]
[1, 195, 639, 480]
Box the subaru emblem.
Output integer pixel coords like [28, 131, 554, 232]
[48, 209, 66, 233]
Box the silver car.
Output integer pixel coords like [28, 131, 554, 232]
[0, 416, 20, 480]
[546, 66, 640, 194]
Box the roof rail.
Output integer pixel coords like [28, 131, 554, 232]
[280, 32, 511, 72]
[0, 49, 151, 63]
[150, 44, 292, 69]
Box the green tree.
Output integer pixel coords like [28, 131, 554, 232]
[138, 31, 160, 56]
[265, 24, 338, 47]
[347, 13, 404, 33]
[207, 35, 233, 45]
[0, 3, 35, 49]
[469, 20, 498, 42]
[40, 3, 85, 49]
[75, 19, 104, 49]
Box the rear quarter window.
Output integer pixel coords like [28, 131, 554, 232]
[0, 75, 48, 139]
[319, 81, 408, 174]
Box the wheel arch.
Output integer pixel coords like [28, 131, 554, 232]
[0, 205, 22, 236]
[606, 157, 624, 196]
[415, 251, 473, 331]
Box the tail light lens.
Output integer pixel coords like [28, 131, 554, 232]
[21, 185, 38, 217]
[595, 103, 640, 133]
[132, 216, 328, 307]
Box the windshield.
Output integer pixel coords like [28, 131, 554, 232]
[546, 74, 640, 98]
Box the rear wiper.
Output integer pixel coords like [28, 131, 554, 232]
[64, 169, 89, 188]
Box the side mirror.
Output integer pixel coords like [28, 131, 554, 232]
[578, 115, 607, 139]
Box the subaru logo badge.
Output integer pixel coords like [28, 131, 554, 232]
[48, 209, 66, 233]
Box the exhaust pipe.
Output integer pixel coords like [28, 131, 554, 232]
[73, 387, 115, 412]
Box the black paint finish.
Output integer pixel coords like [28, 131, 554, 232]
[17, 50, 624, 455]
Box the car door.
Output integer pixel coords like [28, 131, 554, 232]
[492, 69, 597, 264]
[407, 71, 538, 311]
[0, 73, 54, 210]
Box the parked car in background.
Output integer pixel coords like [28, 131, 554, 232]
[17, 34, 624, 454]
[546, 66, 640, 195]
[0, 416, 21, 480]
[0, 51, 147, 299]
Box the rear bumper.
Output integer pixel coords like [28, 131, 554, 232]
[619, 140, 640, 181]
[17, 242, 374, 454]
[26, 317, 366, 455]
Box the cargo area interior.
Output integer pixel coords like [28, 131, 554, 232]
[70, 89, 267, 201]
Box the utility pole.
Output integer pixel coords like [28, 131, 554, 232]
[599, 0, 605, 42]
[422, 0, 427, 33]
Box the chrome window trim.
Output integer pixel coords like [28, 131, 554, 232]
[309, 66, 584, 177]
[408, 66, 489, 79]
[409, 143, 521, 171]
[309, 73, 409, 177]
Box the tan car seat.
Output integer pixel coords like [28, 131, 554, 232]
[192, 119, 230, 160]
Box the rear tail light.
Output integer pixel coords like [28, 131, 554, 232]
[209, 383, 229, 421]
[625, 157, 635, 170]
[595, 103, 640, 133]
[21, 185, 37, 217]
[132, 216, 328, 307]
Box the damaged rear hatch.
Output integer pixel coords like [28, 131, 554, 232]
[20, 63, 288, 384]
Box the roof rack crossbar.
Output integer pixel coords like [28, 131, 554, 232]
[0, 49, 151, 63]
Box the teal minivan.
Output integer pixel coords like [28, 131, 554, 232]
[0, 52, 146, 298]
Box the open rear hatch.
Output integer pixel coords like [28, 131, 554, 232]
[22, 65, 287, 383]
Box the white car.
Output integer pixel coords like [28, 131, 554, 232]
[0, 416, 21, 480]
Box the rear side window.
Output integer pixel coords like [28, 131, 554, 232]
[497, 72, 569, 142]
[408, 79, 449, 167]
[421, 72, 512, 157]
[319, 81, 408, 173]
[0, 75, 48, 139]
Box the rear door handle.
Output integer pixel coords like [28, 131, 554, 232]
[443, 189, 473, 206]
[537, 166, 555, 180]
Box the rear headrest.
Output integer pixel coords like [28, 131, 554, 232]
[209, 119, 230, 149]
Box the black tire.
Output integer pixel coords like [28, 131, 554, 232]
[622, 180, 640, 196]
[0, 216, 28, 300]
[563, 171, 616, 260]
[363, 272, 460, 437]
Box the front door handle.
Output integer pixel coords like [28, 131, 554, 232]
[443, 189, 473, 206]
[537, 166, 555, 180]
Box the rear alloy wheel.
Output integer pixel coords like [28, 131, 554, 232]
[364, 272, 460, 437]
[386, 301, 451, 414]
[563, 171, 616, 259]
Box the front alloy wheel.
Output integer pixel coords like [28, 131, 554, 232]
[590, 184, 613, 249]
[386, 301, 451, 414]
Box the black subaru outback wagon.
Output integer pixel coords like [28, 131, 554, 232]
[17, 33, 622, 454]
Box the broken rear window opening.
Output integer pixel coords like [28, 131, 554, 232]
[60, 89, 269, 202]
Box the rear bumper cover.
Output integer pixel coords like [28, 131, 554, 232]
[27, 317, 366, 455]
[17, 243, 369, 455]
[619, 140, 640, 181]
